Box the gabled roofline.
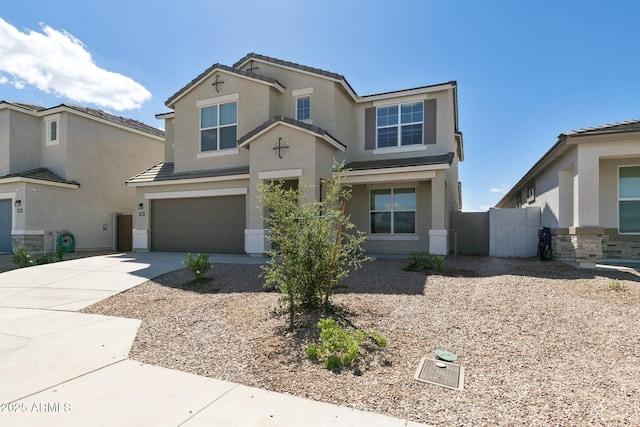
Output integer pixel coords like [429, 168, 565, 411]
[0, 100, 164, 140]
[165, 63, 286, 108]
[238, 115, 346, 152]
[497, 117, 640, 208]
[233, 53, 457, 105]
[0, 167, 81, 189]
[234, 53, 360, 101]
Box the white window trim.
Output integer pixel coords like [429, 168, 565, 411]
[197, 148, 239, 158]
[292, 87, 314, 97]
[618, 164, 640, 234]
[196, 92, 239, 106]
[45, 114, 61, 146]
[373, 145, 427, 155]
[369, 186, 417, 235]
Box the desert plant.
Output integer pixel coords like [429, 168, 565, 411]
[259, 163, 368, 331]
[609, 279, 626, 292]
[403, 251, 445, 272]
[305, 318, 387, 370]
[12, 247, 33, 268]
[182, 253, 212, 280]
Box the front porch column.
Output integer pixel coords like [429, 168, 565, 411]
[575, 149, 599, 226]
[429, 173, 447, 255]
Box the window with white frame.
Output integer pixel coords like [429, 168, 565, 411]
[45, 115, 60, 146]
[200, 101, 237, 152]
[296, 96, 310, 121]
[370, 188, 416, 234]
[376, 102, 423, 148]
[619, 165, 640, 233]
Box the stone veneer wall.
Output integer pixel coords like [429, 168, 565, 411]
[602, 229, 640, 261]
[12, 232, 46, 255]
[552, 227, 604, 268]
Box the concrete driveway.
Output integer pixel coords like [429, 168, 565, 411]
[0, 252, 424, 426]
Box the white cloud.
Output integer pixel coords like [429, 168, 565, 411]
[0, 18, 151, 111]
[490, 184, 510, 194]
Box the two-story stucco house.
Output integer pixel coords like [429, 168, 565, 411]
[0, 101, 164, 254]
[497, 119, 640, 267]
[127, 53, 464, 256]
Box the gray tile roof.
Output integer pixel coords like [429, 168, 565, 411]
[1, 100, 164, 138]
[126, 162, 250, 185]
[61, 104, 165, 138]
[165, 63, 285, 107]
[345, 153, 455, 171]
[0, 100, 47, 112]
[237, 115, 346, 149]
[564, 118, 640, 137]
[0, 168, 80, 186]
[234, 53, 347, 81]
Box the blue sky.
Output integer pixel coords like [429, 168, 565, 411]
[2, 0, 639, 211]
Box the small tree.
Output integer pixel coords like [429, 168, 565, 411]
[259, 163, 367, 331]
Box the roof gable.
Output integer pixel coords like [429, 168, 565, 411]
[237, 115, 346, 152]
[165, 63, 286, 108]
[1, 100, 164, 139]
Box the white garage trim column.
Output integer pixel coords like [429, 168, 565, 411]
[245, 168, 303, 256]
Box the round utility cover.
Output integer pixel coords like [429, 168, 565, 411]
[435, 349, 457, 362]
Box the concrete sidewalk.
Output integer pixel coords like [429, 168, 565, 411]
[0, 252, 425, 426]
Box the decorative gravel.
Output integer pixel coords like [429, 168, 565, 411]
[81, 257, 640, 426]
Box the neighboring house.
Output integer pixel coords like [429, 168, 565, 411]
[127, 53, 464, 256]
[0, 101, 164, 254]
[497, 119, 640, 267]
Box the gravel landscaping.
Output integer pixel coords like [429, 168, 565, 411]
[77, 256, 639, 425]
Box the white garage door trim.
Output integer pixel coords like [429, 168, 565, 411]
[145, 187, 247, 200]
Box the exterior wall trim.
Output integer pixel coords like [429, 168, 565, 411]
[144, 187, 248, 200]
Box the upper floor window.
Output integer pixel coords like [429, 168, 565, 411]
[619, 165, 640, 233]
[370, 188, 416, 234]
[200, 101, 237, 152]
[377, 102, 423, 148]
[45, 114, 61, 146]
[296, 96, 311, 121]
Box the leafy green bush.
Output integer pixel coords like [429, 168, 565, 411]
[182, 253, 212, 280]
[259, 163, 368, 331]
[305, 318, 387, 370]
[403, 251, 445, 272]
[12, 247, 33, 268]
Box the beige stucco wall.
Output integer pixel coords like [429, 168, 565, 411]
[350, 89, 455, 163]
[13, 112, 164, 250]
[171, 72, 275, 173]
[246, 125, 343, 230]
[1, 109, 42, 176]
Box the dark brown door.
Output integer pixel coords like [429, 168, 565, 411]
[117, 214, 133, 252]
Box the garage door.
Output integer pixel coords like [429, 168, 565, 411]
[0, 200, 11, 253]
[151, 196, 245, 253]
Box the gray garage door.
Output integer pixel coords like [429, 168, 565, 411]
[0, 200, 11, 253]
[151, 196, 245, 253]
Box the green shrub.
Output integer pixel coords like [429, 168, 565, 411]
[12, 247, 33, 268]
[259, 163, 368, 331]
[305, 318, 387, 370]
[403, 251, 445, 272]
[35, 254, 55, 265]
[182, 253, 212, 280]
[609, 279, 626, 292]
